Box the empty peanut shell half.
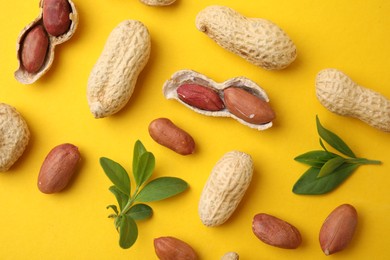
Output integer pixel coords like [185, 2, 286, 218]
[15, 0, 78, 84]
[163, 69, 275, 130]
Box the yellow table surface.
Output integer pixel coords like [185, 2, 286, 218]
[1, 0, 389, 259]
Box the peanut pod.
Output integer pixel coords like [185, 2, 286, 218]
[198, 151, 253, 226]
[195, 5, 297, 70]
[140, 0, 176, 6]
[15, 0, 78, 84]
[87, 20, 151, 118]
[163, 69, 275, 130]
[0, 103, 30, 172]
[316, 68, 390, 132]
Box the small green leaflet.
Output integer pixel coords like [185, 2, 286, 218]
[317, 156, 346, 178]
[100, 157, 131, 196]
[100, 140, 189, 249]
[293, 116, 381, 195]
[119, 214, 138, 249]
[127, 204, 153, 221]
[293, 164, 359, 195]
[135, 177, 189, 202]
[294, 150, 338, 168]
[133, 140, 155, 187]
[316, 115, 356, 158]
[109, 186, 129, 211]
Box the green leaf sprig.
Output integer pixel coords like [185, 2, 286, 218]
[100, 140, 189, 249]
[292, 116, 381, 195]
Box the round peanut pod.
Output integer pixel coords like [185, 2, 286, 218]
[195, 5, 297, 70]
[14, 0, 78, 84]
[0, 103, 30, 172]
[163, 69, 275, 130]
[139, 0, 176, 6]
[198, 151, 253, 227]
[316, 68, 390, 132]
[87, 20, 151, 118]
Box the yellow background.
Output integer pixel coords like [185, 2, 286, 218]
[1, 0, 389, 259]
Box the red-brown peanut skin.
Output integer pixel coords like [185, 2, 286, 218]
[154, 236, 198, 260]
[224, 87, 275, 124]
[21, 25, 49, 73]
[319, 204, 358, 255]
[252, 213, 302, 249]
[38, 143, 80, 194]
[148, 118, 195, 155]
[43, 0, 72, 36]
[177, 83, 225, 111]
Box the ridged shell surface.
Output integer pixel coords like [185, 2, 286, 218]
[140, 0, 176, 6]
[87, 20, 151, 118]
[163, 69, 273, 130]
[199, 151, 253, 227]
[0, 103, 30, 171]
[316, 68, 390, 132]
[14, 0, 79, 84]
[195, 5, 297, 70]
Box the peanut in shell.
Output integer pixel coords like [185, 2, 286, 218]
[0, 103, 30, 172]
[195, 5, 297, 70]
[316, 68, 390, 132]
[87, 20, 151, 118]
[198, 151, 253, 227]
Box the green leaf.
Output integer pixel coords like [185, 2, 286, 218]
[135, 177, 188, 202]
[118, 214, 138, 249]
[133, 140, 147, 177]
[292, 163, 359, 195]
[109, 186, 129, 211]
[294, 150, 338, 168]
[316, 115, 356, 158]
[134, 152, 155, 188]
[127, 204, 153, 221]
[100, 157, 131, 196]
[317, 156, 346, 178]
[106, 205, 119, 215]
[319, 138, 328, 152]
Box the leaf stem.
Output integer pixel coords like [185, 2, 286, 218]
[347, 158, 382, 165]
[121, 185, 141, 216]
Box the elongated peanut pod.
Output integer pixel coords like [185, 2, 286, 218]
[199, 151, 253, 226]
[195, 5, 297, 70]
[0, 103, 30, 172]
[87, 20, 151, 118]
[316, 69, 390, 132]
[140, 0, 176, 6]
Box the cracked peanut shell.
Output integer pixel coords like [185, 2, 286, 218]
[163, 69, 274, 130]
[14, 0, 78, 84]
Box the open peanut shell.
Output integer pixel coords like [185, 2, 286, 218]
[163, 69, 273, 130]
[14, 0, 79, 84]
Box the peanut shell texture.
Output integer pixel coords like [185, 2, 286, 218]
[199, 151, 253, 226]
[87, 20, 151, 118]
[195, 5, 297, 70]
[0, 103, 30, 172]
[316, 68, 390, 132]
